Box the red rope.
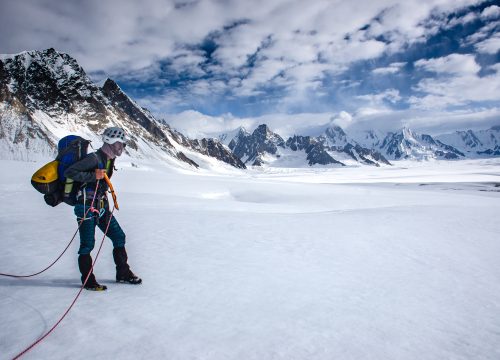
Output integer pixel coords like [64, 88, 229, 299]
[0, 182, 100, 278]
[12, 205, 116, 360]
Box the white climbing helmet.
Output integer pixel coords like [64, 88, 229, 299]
[102, 127, 127, 145]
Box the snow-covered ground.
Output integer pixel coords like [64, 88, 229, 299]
[1, 158, 500, 360]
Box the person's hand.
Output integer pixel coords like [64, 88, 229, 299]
[95, 169, 106, 180]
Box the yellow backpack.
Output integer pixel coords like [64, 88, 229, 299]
[31, 135, 90, 206]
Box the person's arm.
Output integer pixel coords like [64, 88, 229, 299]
[64, 154, 100, 183]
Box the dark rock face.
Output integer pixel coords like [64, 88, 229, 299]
[380, 132, 407, 159]
[286, 135, 312, 151]
[306, 142, 344, 166]
[478, 146, 500, 156]
[347, 144, 392, 166]
[101, 78, 174, 149]
[190, 138, 246, 169]
[229, 124, 285, 164]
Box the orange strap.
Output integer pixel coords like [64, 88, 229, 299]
[103, 173, 119, 210]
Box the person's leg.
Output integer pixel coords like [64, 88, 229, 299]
[98, 211, 142, 285]
[75, 204, 107, 291]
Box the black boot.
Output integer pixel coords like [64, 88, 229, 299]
[113, 247, 142, 285]
[78, 254, 107, 291]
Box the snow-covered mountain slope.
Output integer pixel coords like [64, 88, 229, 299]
[218, 126, 248, 146]
[0, 49, 244, 170]
[436, 127, 500, 157]
[319, 125, 392, 166]
[378, 127, 465, 160]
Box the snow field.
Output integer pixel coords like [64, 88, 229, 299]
[1, 159, 500, 359]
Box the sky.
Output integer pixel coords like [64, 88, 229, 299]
[1, 0, 500, 136]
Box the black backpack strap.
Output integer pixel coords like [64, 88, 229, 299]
[93, 151, 106, 170]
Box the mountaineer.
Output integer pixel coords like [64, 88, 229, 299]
[65, 127, 142, 291]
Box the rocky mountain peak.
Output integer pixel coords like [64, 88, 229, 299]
[380, 127, 464, 160]
[0, 48, 105, 118]
[254, 123, 270, 135]
[401, 126, 415, 138]
[324, 125, 348, 146]
[228, 124, 285, 165]
[102, 78, 121, 93]
[253, 124, 285, 145]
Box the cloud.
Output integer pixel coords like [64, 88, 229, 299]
[357, 89, 402, 105]
[414, 53, 480, 75]
[330, 111, 354, 129]
[162, 110, 336, 138]
[481, 5, 500, 19]
[475, 32, 500, 54]
[1, 0, 499, 130]
[2, 0, 486, 80]
[372, 62, 406, 74]
[163, 106, 500, 139]
[410, 54, 500, 109]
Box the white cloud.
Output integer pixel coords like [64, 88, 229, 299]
[445, 12, 478, 28]
[163, 106, 500, 139]
[475, 33, 500, 54]
[372, 62, 406, 75]
[348, 106, 500, 134]
[330, 111, 353, 128]
[490, 63, 500, 73]
[2, 0, 498, 123]
[481, 5, 500, 19]
[410, 54, 500, 109]
[162, 110, 336, 138]
[414, 53, 480, 75]
[1, 0, 487, 87]
[357, 89, 402, 105]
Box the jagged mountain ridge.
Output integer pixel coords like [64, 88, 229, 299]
[379, 127, 465, 160]
[436, 127, 500, 157]
[221, 124, 500, 167]
[0, 48, 245, 169]
[227, 124, 391, 167]
[229, 124, 286, 166]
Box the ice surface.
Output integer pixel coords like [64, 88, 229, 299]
[1, 159, 500, 359]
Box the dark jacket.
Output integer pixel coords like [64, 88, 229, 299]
[64, 149, 115, 201]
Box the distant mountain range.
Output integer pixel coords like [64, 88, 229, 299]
[1, 49, 499, 169]
[219, 123, 500, 167]
[225, 124, 391, 167]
